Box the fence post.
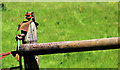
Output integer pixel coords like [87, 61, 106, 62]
[22, 21, 40, 70]
[19, 56, 22, 70]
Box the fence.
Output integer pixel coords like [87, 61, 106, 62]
[1, 21, 119, 70]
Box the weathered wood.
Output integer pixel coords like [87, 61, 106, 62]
[25, 22, 37, 42]
[19, 37, 120, 55]
[23, 21, 40, 69]
[24, 56, 39, 70]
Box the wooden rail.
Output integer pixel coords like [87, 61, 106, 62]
[18, 37, 120, 55]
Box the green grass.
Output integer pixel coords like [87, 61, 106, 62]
[1, 2, 119, 68]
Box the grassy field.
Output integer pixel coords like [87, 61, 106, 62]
[1, 2, 119, 68]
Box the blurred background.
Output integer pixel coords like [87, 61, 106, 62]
[1, 2, 119, 68]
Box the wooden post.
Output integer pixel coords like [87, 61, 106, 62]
[19, 56, 22, 70]
[22, 21, 40, 69]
